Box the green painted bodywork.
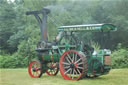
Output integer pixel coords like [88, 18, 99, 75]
[41, 44, 111, 76]
[37, 23, 116, 77]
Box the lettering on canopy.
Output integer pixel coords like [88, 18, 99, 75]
[62, 26, 101, 31]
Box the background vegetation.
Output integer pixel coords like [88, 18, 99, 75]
[0, 0, 128, 68]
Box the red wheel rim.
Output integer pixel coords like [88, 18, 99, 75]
[28, 61, 42, 78]
[59, 50, 85, 80]
[46, 62, 58, 76]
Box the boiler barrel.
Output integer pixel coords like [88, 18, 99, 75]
[38, 53, 60, 62]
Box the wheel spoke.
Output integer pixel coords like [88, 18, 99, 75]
[64, 66, 70, 69]
[72, 53, 75, 63]
[33, 72, 36, 76]
[64, 68, 71, 74]
[75, 54, 77, 62]
[70, 68, 72, 77]
[72, 69, 75, 79]
[67, 54, 72, 62]
[53, 70, 56, 73]
[52, 70, 54, 74]
[75, 58, 81, 64]
[36, 71, 39, 76]
[76, 68, 81, 74]
[77, 66, 83, 69]
[62, 62, 70, 65]
[77, 62, 83, 65]
[66, 57, 71, 64]
[74, 69, 77, 75]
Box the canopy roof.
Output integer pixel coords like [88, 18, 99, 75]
[58, 24, 117, 32]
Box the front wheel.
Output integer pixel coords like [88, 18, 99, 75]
[28, 61, 43, 78]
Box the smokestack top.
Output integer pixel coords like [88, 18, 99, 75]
[42, 7, 50, 14]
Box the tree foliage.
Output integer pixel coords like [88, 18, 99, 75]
[111, 44, 128, 68]
[0, 0, 128, 68]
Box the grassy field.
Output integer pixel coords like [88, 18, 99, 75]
[0, 69, 128, 85]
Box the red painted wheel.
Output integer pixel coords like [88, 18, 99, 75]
[28, 61, 43, 78]
[46, 62, 59, 76]
[59, 50, 88, 81]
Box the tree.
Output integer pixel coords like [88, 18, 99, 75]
[0, 0, 16, 53]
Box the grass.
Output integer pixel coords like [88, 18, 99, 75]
[0, 69, 128, 85]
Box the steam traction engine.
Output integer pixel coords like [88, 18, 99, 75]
[26, 8, 117, 80]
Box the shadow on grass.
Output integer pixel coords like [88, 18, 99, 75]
[40, 74, 64, 80]
[86, 77, 107, 80]
[39, 74, 108, 81]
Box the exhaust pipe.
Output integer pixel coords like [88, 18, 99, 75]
[26, 8, 50, 42]
[41, 8, 50, 42]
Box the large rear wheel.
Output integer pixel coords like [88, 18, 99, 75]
[59, 50, 88, 80]
[28, 61, 43, 78]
